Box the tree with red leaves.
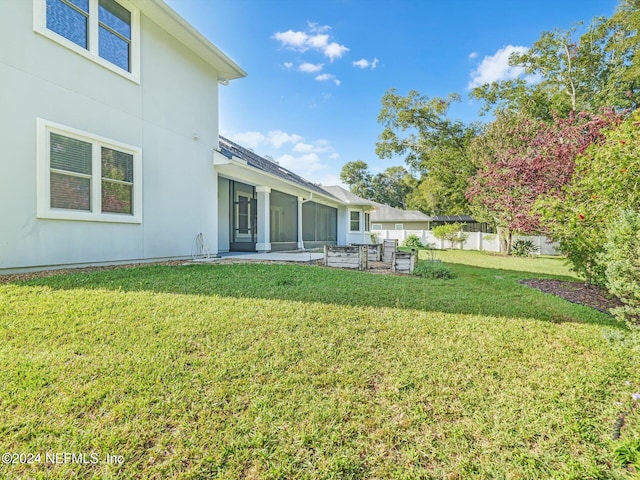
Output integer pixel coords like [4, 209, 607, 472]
[467, 110, 621, 254]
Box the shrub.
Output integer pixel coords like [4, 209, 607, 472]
[414, 260, 454, 279]
[511, 239, 539, 257]
[432, 223, 466, 249]
[601, 209, 640, 328]
[402, 234, 424, 248]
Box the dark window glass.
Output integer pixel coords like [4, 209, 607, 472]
[101, 147, 133, 214]
[50, 133, 92, 175]
[51, 173, 91, 210]
[350, 211, 360, 232]
[101, 147, 133, 182]
[102, 181, 132, 214]
[50, 133, 92, 211]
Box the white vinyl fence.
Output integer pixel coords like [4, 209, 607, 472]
[372, 230, 560, 256]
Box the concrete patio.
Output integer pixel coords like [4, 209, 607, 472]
[193, 251, 324, 263]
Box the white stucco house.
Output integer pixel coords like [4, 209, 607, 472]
[0, 0, 376, 273]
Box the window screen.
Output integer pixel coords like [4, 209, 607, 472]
[101, 147, 133, 214]
[50, 133, 92, 211]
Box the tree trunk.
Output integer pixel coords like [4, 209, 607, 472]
[497, 226, 513, 255]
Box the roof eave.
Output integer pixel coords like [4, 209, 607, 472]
[135, 0, 247, 82]
[214, 153, 343, 206]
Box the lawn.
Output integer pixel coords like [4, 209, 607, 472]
[1, 252, 639, 479]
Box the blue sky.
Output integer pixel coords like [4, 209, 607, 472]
[165, 0, 619, 187]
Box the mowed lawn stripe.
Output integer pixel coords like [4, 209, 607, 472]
[0, 257, 638, 479]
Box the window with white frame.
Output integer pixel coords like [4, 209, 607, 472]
[395, 223, 404, 230]
[34, 0, 140, 82]
[37, 119, 142, 223]
[364, 212, 371, 232]
[349, 210, 360, 232]
[371, 224, 382, 231]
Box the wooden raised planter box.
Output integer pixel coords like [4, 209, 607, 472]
[391, 249, 416, 274]
[324, 245, 368, 270]
[350, 243, 382, 262]
[382, 239, 398, 263]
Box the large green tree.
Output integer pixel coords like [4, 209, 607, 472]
[376, 89, 479, 215]
[472, 2, 640, 118]
[339, 160, 372, 200]
[340, 161, 415, 209]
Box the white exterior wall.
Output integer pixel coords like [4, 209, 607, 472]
[0, 2, 221, 271]
[217, 177, 230, 253]
[345, 208, 372, 245]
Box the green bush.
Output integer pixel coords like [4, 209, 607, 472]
[432, 223, 467, 249]
[601, 209, 640, 328]
[511, 239, 539, 257]
[413, 260, 454, 279]
[402, 234, 424, 248]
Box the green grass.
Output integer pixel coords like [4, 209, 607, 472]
[1, 251, 639, 479]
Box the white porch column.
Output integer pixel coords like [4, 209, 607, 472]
[256, 186, 271, 252]
[297, 197, 304, 250]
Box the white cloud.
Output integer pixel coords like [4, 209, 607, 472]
[315, 73, 340, 86]
[293, 142, 315, 153]
[324, 42, 349, 62]
[231, 130, 303, 149]
[276, 152, 325, 176]
[307, 21, 330, 33]
[283, 62, 293, 69]
[352, 58, 368, 68]
[272, 30, 309, 50]
[468, 51, 478, 59]
[307, 34, 329, 48]
[298, 62, 324, 73]
[273, 25, 348, 62]
[352, 57, 379, 69]
[468, 45, 528, 88]
[230, 131, 265, 149]
[293, 140, 333, 154]
[267, 130, 303, 148]
[229, 131, 341, 183]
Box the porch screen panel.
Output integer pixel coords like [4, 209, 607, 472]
[323, 204, 337, 241]
[270, 190, 297, 243]
[302, 202, 316, 242]
[302, 202, 337, 242]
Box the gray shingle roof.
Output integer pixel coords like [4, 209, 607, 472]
[321, 186, 377, 207]
[370, 202, 431, 222]
[219, 136, 337, 199]
[430, 215, 477, 222]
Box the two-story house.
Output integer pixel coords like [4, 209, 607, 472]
[0, 0, 376, 272]
[1, 0, 247, 271]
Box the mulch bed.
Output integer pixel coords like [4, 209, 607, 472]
[519, 278, 623, 314]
